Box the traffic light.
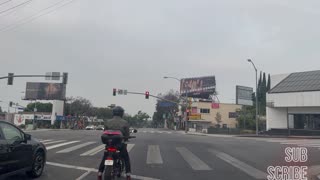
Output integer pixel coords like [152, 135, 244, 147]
[62, 72, 68, 84]
[145, 91, 149, 99]
[113, 88, 117, 96]
[8, 73, 14, 85]
[9, 101, 13, 107]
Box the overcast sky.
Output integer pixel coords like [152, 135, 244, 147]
[1, 0, 320, 116]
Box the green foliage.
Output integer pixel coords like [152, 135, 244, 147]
[215, 112, 222, 125]
[152, 90, 180, 129]
[0, 106, 2, 113]
[236, 105, 256, 130]
[124, 111, 150, 128]
[24, 102, 52, 112]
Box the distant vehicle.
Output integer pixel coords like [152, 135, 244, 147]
[130, 128, 138, 133]
[96, 125, 104, 130]
[0, 121, 47, 179]
[85, 125, 96, 130]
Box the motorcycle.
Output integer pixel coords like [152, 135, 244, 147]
[101, 130, 135, 180]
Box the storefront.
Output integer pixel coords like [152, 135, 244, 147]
[267, 70, 320, 133]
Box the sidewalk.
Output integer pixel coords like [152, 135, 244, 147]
[184, 131, 320, 139]
[23, 128, 71, 133]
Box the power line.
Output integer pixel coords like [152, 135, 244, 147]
[0, 0, 78, 32]
[0, 0, 14, 6]
[0, 0, 33, 15]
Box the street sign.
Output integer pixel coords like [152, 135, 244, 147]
[118, 89, 123, 95]
[189, 114, 201, 120]
[159, 102, 176, 107]
[45, 72, 61, 80]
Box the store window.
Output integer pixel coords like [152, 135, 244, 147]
[200, 108, 210, 114]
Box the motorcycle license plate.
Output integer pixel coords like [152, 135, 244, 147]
[105, 160, 114, 166]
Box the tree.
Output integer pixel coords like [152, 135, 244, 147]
[153, 90, 179, 129]
[124, 111, 150, 128]
[64, 97, 93, 117]
[0, 106, 2, 113]
[24, 102, 52, 112]
[267, 74, 271, 91]
[215, 112, 222, 127]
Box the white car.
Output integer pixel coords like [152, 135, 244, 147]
[85, 125, 96, 130]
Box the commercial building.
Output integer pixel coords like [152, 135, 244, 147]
[267, 70, 320, 132]
[188, 101, 242, 132]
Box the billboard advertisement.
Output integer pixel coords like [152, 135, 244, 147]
[25, 82, 66, 100]
[180, 76, 216, 99]
[236, 85, 253, 106]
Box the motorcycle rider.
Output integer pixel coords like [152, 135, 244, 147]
[98, 106, 132, 180]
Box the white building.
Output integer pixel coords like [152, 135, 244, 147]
[267, 70, 320, 131]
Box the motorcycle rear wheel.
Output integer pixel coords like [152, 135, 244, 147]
[104, 166, 114, 180]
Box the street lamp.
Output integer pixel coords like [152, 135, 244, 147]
[247, 59, 259, 135]
[163, 76, 189, 133]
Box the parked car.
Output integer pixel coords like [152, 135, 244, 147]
[85, 125, 96, 130]
[96, 125, 104, 130]
[0, 121, 47, 179]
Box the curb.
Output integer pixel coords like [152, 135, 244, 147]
[237, 135, 320, 139]
[317, 174, 320, 180]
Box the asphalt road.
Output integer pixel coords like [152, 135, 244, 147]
[7, 128, 320, 180]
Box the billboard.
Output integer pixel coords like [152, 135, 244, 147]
[180, 76, 216, 99]
[25, 82, 66, 100]
[236, 85, 253, 106]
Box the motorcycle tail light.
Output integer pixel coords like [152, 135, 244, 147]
[107, 147, 117, 152]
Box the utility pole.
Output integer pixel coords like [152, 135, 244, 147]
[247, 59, 259, 135]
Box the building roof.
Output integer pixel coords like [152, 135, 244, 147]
[269, 70, 320, 93]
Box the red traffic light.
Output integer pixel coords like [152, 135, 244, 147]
[113, 88, 117, 96]
[145, 91, 149, 99]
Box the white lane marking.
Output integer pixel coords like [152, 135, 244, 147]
[210, 150, 267, 179]
[147, 145, 163, 164]
[75, 171, 91, 180]
[122, 174, 161, 180]
[46, 161, 97, 172]
[46, 141, 79, 150]
[43, 140, 66, 145]
[46, 161, 161, 180]
[127, 144, 135, 152]
[166, 132, 172, 134]
[143, 131, 147, 133]
[176, 147, 211, 170]
[40, 140, 53, 143]
[158, 131, 163, 134]
[80, 144, 105, 156]
[56, 142, 96, 153]
[150, 131, 155, 133]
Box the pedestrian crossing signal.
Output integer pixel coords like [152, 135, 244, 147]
[145, 91, 149, 99]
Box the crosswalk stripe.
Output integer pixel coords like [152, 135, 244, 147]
[46, 141, 80, 150]
[40, 140, 53, 143]
[210, 150, 267, 179]
[158, 131, 163, 134]
[147, 145, 163, 164]
[150, 131, 155, 133]
[127, 144, 135, 152]
[43, 140, 66, 145]
[56, 142, 96, 153]
[143, 131, 147, 133]
[166, 132, 172, 134]
[80, 144, 105, 156]
[176, 147, 211, 170]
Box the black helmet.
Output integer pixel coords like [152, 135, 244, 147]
[112, 106, 124, 117]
